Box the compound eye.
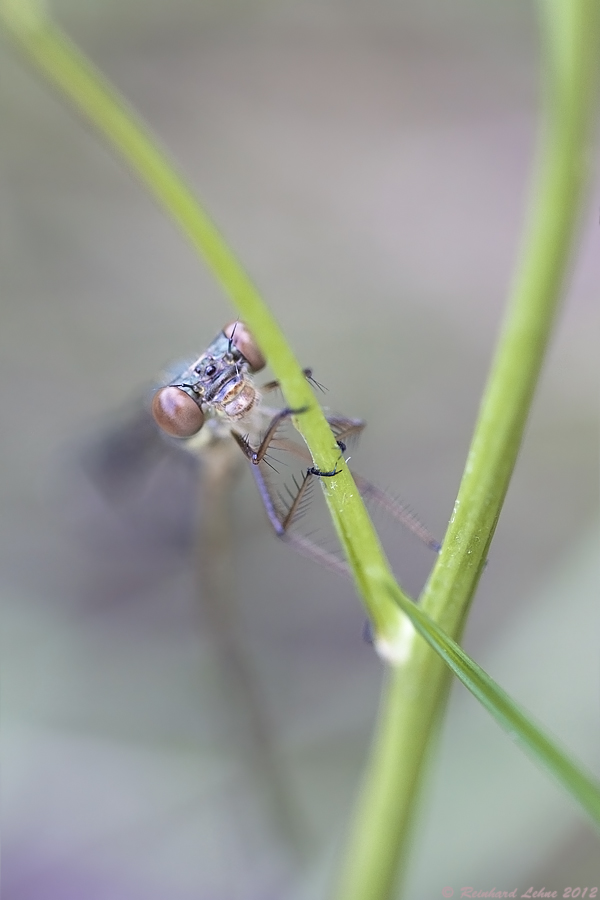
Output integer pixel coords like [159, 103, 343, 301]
[151, 386, 205, 438]
[223, 321, 266, 372]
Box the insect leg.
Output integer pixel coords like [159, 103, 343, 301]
[324, 414, 366, 446]
[261, 369, 325, 394]
[231, 406, 308, 465]
[326, 416, 440, 552]
[351, 473, 441, 552]
[251, 412, 440, 552]
[249, 462, 352, 580]
[307, 439, 346, 477]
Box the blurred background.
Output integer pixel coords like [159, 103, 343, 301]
[2, 1, 599, 897]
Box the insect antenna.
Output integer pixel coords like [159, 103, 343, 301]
[226, 319, 240, 355]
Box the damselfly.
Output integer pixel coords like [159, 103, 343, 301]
[149, 322, 440, 580]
